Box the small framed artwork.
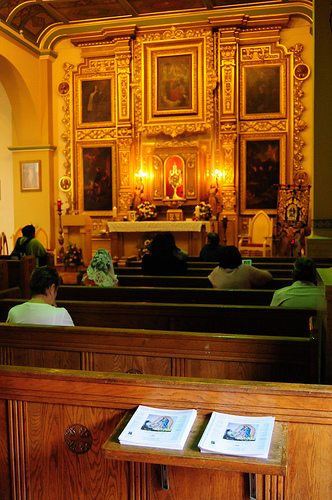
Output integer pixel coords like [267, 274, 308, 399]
[240, 134, 286, 214]
[240, 63, 286, 120]
[20, 161, 41, 192]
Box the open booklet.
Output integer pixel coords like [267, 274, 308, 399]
[118, 405, 197, 451]
[198, 412, 275, 458]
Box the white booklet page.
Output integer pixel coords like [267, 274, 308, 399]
[198, 412, 275, 458]
[118, 405, 197, 450]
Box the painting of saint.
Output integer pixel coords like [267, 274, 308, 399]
[245, 140, 280, 210]
[245, 66, 280, 115]
[157, 55, 192, 111]
[81, 79, 112, 123]
[83, 147, 112, 212]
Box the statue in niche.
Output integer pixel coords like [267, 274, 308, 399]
[132, 182, 144, 211]
[208, 181, 220, 216]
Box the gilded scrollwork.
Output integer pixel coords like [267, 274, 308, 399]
[289, 43, 308, 176]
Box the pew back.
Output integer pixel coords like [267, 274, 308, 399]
[57, 285, 275, 305]
[1, 298, 315, 337]
[0, 366, 331, 500]
[0, 322, 318, 383]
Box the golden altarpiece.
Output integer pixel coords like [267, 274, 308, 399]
[57, 17, 310, 258]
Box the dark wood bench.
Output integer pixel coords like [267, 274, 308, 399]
[0, 365, 331, 500]
[1, 298, 315, 337]
[0, 255, 35, 298]
[0, 322, 319, 383]
[115, 266, 293, 278]
[114, 274, 292, 289]
[57, 285, 275, 305]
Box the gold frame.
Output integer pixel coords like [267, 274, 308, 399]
[77, 144, 116, 216]
[240, 134, 286, 215]
[240, 61, 287, 121]
[20, 161, 41, 192]
[135, 26, 216, 136]
[76, 76, 115, 128]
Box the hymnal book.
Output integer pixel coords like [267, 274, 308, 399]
[118, 405, 197, 451]
[198, 412, 275, 459]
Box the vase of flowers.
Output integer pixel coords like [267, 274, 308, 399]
[193, 201, 213, 221]
[136, 200, 157, 221]
[64, 243, 84, 267]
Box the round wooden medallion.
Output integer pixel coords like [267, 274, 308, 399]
[58, 81, 69, 95]
[64, 424, 92, 454]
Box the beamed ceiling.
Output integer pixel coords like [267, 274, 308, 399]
[0, 0, 313, 50]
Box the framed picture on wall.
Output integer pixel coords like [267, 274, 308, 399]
[77, 146, 113, 215]
[240, 134, 286, 214]
[240, 63, 286, 120]
[20, 161, 41, 192]
[156, 54, 193, 113]
[79, 78, 114, 126]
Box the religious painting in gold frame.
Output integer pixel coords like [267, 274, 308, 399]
[136, 26, 215, 136]
[76, 144, 115, 216]
[76, 76, 115, 128]
[240, 134, 286, 215]
[240, 62, 287, 121]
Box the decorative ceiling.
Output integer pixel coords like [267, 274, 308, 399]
[0, 0, 313, 49]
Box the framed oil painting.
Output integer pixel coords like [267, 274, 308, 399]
[240, 134, 286, 214]
[145, 42, 202, 122]
[78, 146, 113, 214]
[241, 64, 286, 120]
[157, 55, 192, 112]
[20, 161, 41, 192]
[80, 78, 113, 126]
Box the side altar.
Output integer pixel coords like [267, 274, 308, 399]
[98, 221, 211, 260]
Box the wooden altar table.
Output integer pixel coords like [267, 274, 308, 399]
[105, 220, 211, 259]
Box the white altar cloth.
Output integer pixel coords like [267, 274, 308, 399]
[107, 221, 210, 233]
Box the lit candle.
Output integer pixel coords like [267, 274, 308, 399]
[57, 199, 62, 211]
[113, 206, 118, 218]
[195, 205, 200, 218]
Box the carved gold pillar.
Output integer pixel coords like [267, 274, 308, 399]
[115, 40, 133, 214]
[218, 32, 238, 244]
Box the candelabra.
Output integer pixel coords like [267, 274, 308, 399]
[57, 199, 65, 263]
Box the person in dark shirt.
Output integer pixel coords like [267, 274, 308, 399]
[142, 232, 187, 275]
[199, 232, 224, 262]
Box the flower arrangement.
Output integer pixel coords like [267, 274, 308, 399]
[136, 200, 157, 221]
[64, 243, 84, 267]
[193, 201, 213, 221]
[137, 237, 152, 259]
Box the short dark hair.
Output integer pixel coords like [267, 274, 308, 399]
[22, 224, 35, 238]
[207, 232, 220, 246]
[219, 245, 242, 269]
[293, 257, 316, 283]
[29, 266, 61, 296]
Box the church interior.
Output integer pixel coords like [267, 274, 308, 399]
[1, 0, 330, 262]
[3, 1, 332, 499]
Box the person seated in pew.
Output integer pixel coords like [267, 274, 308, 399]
[11, 224, 48, 266]
[270, 257, 318, 308]
[199, 232, 224, 262]
[208, 245, 273, 289]
[164, 231, 189, 262]
[81, 248, 118, 287]
[6, 266, 74, 326]
[142, 232, 188, 276]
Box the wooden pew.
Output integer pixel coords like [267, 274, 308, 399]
[1, 298, 315, 337]
[115, 266, 293, 278]
[115, 274, 292, 289]
[57, 285, 275, 305]
[0, 322, 319, 383]
[0, 255, 35, 298]
[0, 287, 22, 299]
[0, 365, 332, 499]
